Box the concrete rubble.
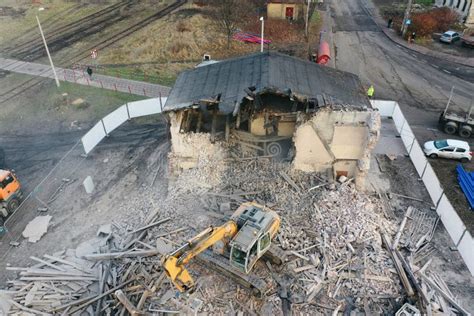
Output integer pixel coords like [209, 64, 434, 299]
[21, 215, 52, 243]
[1, 156, 470, 315]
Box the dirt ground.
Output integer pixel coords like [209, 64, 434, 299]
[1, 110, 473, 313]
[371, 154, 474, 310]
[0, 72, 153, 278]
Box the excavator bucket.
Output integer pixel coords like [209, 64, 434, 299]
[162, 256, 195, 292]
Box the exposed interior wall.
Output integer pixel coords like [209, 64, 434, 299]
[293, 124, 334, 172]
[331, 126, 368, 159]
[293, 109, 381, 190]
[249, 113, 296, 137]
[168, 107, 380, 191]
[168, 112, 226, 172]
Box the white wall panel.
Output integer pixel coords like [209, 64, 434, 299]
[457, 231, 474, 275]
[370, 100, 396, 117]
[81, 122, 107, 154]
[437, 195, 466, 244]
[102, 105, 129, 134]
[128, 97, 167, 118]
[422, 164, 444, 204]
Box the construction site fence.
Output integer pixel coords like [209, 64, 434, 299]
[371, 100, 474, 276]
[60, 65, 171, 98]
[81, 97, 167, 154]
[73, 63, 164, 85]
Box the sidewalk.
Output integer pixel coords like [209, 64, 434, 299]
[362, 0, 474, 68]
[0, 57, 172, 97]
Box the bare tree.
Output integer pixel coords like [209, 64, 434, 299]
[208, 0, 253, 49]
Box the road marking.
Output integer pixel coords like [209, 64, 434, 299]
[411, 54, 417, 58]
[442, 69, 451, 74]
[431, 64, 439, 69]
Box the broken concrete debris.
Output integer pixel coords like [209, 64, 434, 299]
[2, 158, 468, 315]
[21, 215, 52, 243]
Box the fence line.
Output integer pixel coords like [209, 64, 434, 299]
[81, 97, 167, 154]
[371, 100, 474, 276]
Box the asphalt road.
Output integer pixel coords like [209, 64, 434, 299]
[329, 0, 474, 135]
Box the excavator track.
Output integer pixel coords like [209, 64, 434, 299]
[196, 250, 268, 298]
[264, 244, 287, 265]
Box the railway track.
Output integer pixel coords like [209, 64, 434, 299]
[0, 0, 186, 105]
[5, 1, 134, 60]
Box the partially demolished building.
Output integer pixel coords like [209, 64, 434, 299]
[163, 52, 380, 189]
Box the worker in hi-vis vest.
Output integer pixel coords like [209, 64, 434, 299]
[367, 85, 375, 98]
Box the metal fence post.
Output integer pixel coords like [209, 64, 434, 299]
[126, 103, 131, 120]
[408, 137, 416, 155]
[100, 119, 108, 137]
[420, 160, 429, 178]
[398, 119, 406, 136]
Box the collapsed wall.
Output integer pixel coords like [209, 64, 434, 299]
[168, 111, 226, 175]
[167, 107, 381, 191]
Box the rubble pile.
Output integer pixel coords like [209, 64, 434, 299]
[0, 157, 469, 315]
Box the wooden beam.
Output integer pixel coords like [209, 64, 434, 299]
[83, 249, 159, 261]
[420, 273, 471, 316]
[381, 232, 415, 297]
[115, 290, 144, 316]
[126, 217, 171, 235]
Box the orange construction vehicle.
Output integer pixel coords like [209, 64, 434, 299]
[0, 169, 23, 226]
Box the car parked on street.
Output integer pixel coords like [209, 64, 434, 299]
[439, 31, 461, 44]
[423, 139, 472, 162]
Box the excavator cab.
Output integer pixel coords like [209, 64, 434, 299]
[229, 205, 277, 273]
[230, 231, 272, 273]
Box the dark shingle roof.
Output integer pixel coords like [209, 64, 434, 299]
[163, 52, 370, 113]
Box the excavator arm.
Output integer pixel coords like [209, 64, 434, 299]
[162, 221, 238, 292]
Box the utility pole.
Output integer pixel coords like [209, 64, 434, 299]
[36, 15, 60, 88]
[401, 0, 413, 38]
[305, 0, 310, 37]
[260, 17, 264, 53]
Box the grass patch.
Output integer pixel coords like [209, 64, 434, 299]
[0, 73, 145, 133]
[0, 1, 111, 48]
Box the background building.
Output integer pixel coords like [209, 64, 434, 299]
[267, 0, 305, 20]
[435, 0, 472, 21]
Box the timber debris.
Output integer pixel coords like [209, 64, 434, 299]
[1, 159, 470, 314]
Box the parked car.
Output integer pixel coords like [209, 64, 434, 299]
[439, 31, 461, 44]
[423, 139, 472, 162]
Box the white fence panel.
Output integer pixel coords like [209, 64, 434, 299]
[437, 195, 466, 243]
[422, 164, 444, 204]
[410, 143, 427, 176]
[370, 100, 396, 117]
[81, 121, 107, 154]
[128, 97, 166, 118]
[458, 231, 474, 275]
[392, 105, 405, 132]
[102, 105, 129, 134]
[400, 124, 415, 151]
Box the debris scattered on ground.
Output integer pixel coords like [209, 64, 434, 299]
[2, 158, 470, 314]
[21, 215, 52, 243]
[71, 98, 85, 106]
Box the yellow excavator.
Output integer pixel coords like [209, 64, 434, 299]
[162, 202, 283, 296]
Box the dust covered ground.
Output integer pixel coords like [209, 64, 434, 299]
[1, 131, 473, 314]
